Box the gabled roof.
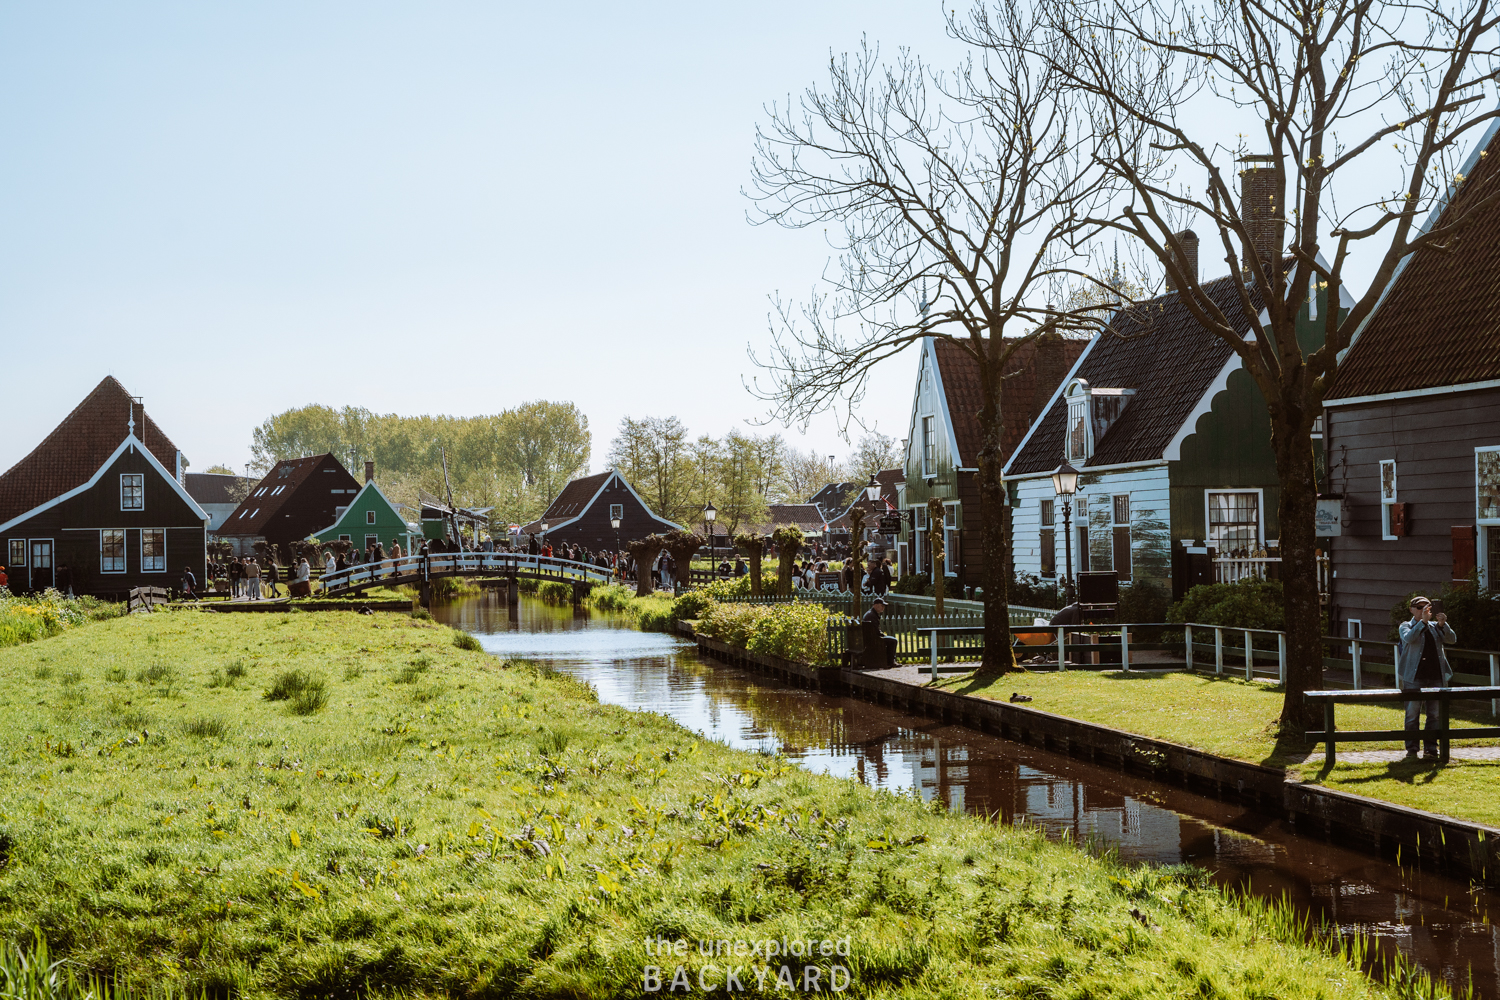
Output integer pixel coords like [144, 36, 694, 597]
[0, 377, 181, 526]
[826, 469, 904, 531]
[185, 472, 254, 506]
[1006, 271, 1274, 476]
[1328, 121, 1500, 400]
[519, 470, 681, 535]
[312, 481, 408, 538]
[807, 481, 857, 513]
[741, 503, 828, 537]
[934, 336, 1089, 467]
[220, 454, 356, 536]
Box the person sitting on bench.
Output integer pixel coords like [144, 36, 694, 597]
[860, 596, 899, 669]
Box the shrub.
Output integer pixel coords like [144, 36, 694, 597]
[537, 581, 573, 605]
[893, 573, 933, 596]
[668, 589, 716, 621]
[1117, 579, 1171, 624]
[1167, 579, 1284, 630]
[697, 602, 831, 664]
[452, 631, 483, 652]
[636, 598, 677, 633]
[1010, 572, 1062, 610]
[589, 584, 635, 611]
[0, 589, 122, 649]
[1389, 577, 1500, 648]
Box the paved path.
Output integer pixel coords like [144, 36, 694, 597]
[1281, 745, 1500, 765]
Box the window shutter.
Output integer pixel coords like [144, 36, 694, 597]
[1452, 525, 1477, 582]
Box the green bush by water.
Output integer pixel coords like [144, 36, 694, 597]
[536, 581, 573, 605]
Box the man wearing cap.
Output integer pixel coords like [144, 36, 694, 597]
[860, 597, 899, 668]
[1397, 596, 1456, 759]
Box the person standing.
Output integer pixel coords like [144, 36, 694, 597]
[180, 565, 195, 600]
[229, 557, 243, 599]
[246, 557, 262, 601]
[265, 558, 281, 599]
[1397, 596, 1456, 759]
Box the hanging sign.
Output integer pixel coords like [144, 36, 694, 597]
[1315, 498, 1343, 537]
[878, 514, 904, 534]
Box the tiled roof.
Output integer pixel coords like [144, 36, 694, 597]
[935, 336, 1089, 467]
[540, 471, 611, 521]
[1007, 272, 1272, 476]
[807, 481, 857, 510]
[185, 473, 253, 505]
[826, 469, 904, 530]
[741, 503, 828, 537]
[220, 454, 352, 536]
[1328, 128, 1500, 399]
[0, 377, 180, 525]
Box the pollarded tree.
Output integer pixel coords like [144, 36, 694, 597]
[772, 527, 804, 596]
[627, 534, 669, 598]
[663, 531, 704, 590]
[735, 533, 767, 596]
[971, 0, 1500, 727]
[748, 9, 1129, 673]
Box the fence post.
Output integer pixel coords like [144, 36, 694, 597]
[1244, 629, 1253, 681]
[930, 629, 938, 683]
[1215, 627, 1224, 675]
[1057, 627, 1067, 671]
[1185, 624, 1193, 671]
[1277, 632, 1286, 685]
[1491, 652, 1499, 718]
[1352, 639, 1362, 691]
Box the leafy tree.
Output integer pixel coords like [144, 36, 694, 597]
[606, 416, 691, 521]
[847, 432, 899, 486]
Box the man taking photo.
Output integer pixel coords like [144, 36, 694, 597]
[1397, 596, 1456, 759]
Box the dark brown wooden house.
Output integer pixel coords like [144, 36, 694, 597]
[217, 454, 362, 557]
[1323, 119, 1500, 640]
[519, 470, 681, 550]
[0, 377, 208, 597]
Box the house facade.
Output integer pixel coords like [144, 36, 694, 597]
[895, 334, 1086, 587]
[218, 454, 362, 557]
[1322, 120, 1500, 638]
[520, 470, 682, 550]
[0, 377, 208, 597]
[1005, 260, 1342, 600]
[313, 480, 420, 554]
[185, 472, 254, 532]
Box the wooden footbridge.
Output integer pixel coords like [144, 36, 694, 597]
[320, 552, 615, 605]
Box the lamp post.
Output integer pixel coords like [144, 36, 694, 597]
[865, 473, 881, 502]
[540, 520, 549, 559]
[1051, 461, 1079, 606]
[703, 501, 717, 579]
[610, 515, 621, 579]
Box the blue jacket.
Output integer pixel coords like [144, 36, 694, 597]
[1395, 618, 1456, 689]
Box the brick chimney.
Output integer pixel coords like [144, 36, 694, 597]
[364, 460, 375, 484]
[1163, 230, 1199, 292]
[1031, 331, 1068, 422]
[1238, 155, 1284, 270]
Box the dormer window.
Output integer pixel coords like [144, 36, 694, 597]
[1064, 379, 1134, 462]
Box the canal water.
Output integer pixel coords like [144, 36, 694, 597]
[436, 593, 1500, 998]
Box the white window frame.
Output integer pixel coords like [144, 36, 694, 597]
[365, 534, 379, 551]
[942, 501, 960, 578]
[1204, 489, 1265, 553]
[1065, 380, 1092, 463]
[100, 529, 126, 573]
[366, 510, 377, 525]
[610, 503, 623, 521]
[1380, 459, 1398, 540]
[120, 473, 144, 511]
[141, 528, 166, 573]
[921, 415, 935, 478]
[8, 538, 26, 569]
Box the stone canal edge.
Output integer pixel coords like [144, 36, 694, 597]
[680, 624, 1500, 887]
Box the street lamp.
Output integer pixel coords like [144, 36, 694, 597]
[610, 515, 621, 578]
[703, 501, 717, 579]
[865, 473, 881, 502]
[540, 520, 549, 558]
[1051, 461, 1079, 606]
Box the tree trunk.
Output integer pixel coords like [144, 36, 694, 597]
[927, 497, 945, 620]
[848, 508, 866, 621]
[774, 529, 803, 595]
[975, 370, 1017, 676]
[1273, 418, 1323, 733]
[746, 542, 764, 596]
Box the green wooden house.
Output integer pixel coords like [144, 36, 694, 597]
[312, 481, 419, 555]
[1003, 246, 1344, 600]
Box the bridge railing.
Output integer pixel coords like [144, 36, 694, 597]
[319, 552, 615, 594]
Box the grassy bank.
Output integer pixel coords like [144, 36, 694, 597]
[0, 612, 1439, 999]
[944, 669, 1500, 827]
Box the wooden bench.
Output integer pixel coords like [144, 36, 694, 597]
[1304, 686, 1500, 765]
[128, 586, 169, 613]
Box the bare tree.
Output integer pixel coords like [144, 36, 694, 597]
[748, 8, 1125, 672]
[965, 0, 1500, 725]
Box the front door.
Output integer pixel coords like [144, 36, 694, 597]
[30, 539, 54, 592]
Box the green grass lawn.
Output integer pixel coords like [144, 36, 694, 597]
[0, 612, 1438, 998]
[944, 669, 1500, 827]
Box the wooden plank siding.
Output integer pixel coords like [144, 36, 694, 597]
[1325, 386, 1500, 634]
[541, 475, 678, 552]
[1010, 465, 1172, 592]
[0, 443, 205, 598]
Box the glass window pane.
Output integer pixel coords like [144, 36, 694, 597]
[101, 529, 125, 572]
[142, 529, 165, 572]
[1380, 461, 1398, 502]
[1040, 499, 1054, 527]
[1478, 451, 1500, 521]
[1113, 495, 1130, 525]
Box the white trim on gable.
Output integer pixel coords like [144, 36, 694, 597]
[0, 433, 210, 535]
[541, 472, 682, 534]
[925, 339, 965, 469]
[310, 480, 407, 539]
[1002, 335, 1099, 477]
[1323, 376, 1500, 408]
[1162, 351, 1244, 462]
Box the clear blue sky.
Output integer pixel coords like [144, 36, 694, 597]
[0, 2, 957, 475]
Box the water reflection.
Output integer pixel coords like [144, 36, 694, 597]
[436, 592, 1500, 998]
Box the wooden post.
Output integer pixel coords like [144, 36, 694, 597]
[1277, 632, 1286, 685]
[1215, 627, 1224, 675]
[1438, 696, 1451, 764]
[1352, 639, 1363, 690]
[930, 629, 938, 682]
[1121, 626, 1130, 670]
[1185, 624, 1193, 671]
[1057, 627, 1067, 670]
[1324, 700, 1337, 769]
[1243, 630, 1253, 681]
[1491, 653, 1498, 718]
